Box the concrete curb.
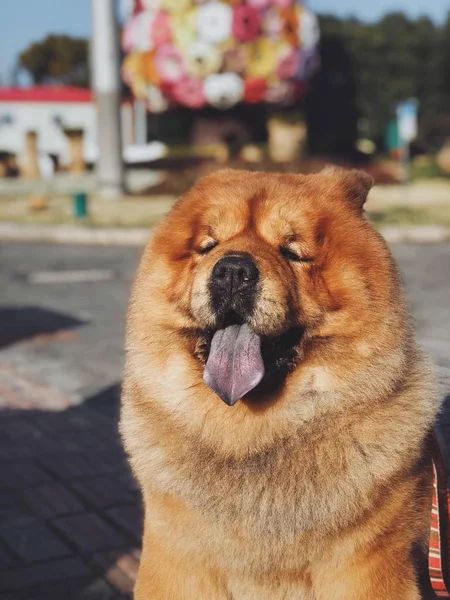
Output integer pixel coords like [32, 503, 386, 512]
[0, 222, 151, 246]
[379, 225, 450, 244]
[0, 222, 450, 246]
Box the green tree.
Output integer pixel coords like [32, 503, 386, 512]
[306, 15, 359, 156]
[18, 35, 89, 87]
[438, 12, 450, 110]
[310, 12, 446, 151]
[417, 11, 450, 151]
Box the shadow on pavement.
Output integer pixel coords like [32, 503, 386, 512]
[1, 381, 449, 599]
[85, 385, 122, 422]
[0, 307, 86, 350]
[0, 383, 141, 600]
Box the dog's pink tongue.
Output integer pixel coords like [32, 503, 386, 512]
[203, 324, 264, 406]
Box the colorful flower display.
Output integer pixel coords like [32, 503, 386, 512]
[121, 0, 319, 110]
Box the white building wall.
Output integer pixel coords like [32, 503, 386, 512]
[0, 101, 97, 165]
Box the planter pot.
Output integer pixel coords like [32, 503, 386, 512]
[267, 117, 306, 163]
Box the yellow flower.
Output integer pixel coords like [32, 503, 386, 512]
[172, 8, 198, 52]
[132, 79, 147, 99]
[219, 37, 235, 53]
[146, 85, 169, 113]
[244, 38, 278, 80]
[162, 0, 191, 12]
[142, 51, 160, 85]
[122, 53, 146, 96]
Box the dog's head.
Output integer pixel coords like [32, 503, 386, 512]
[133, 168, 401, 409]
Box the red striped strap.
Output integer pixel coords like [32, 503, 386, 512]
[429, 436, 450, 597]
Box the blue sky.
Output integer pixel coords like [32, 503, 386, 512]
[311, 0, 448, 22]
[0, 0, 91, 83]
[0, 0, 448, 84]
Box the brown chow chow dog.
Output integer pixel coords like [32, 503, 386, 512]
[121, 168, 437, 600]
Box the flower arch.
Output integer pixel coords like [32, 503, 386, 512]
[121, 0, 320, 111]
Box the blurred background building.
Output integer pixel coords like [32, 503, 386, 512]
[0, 0, 449, 191]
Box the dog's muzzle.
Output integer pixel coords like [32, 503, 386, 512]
[204, 254, 264, 406]
[209, 254, 259, 321]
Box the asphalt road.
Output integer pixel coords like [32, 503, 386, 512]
[0, 242, 141, 406]
[0, 241, 449, 407]
[0, 240, 449, 599]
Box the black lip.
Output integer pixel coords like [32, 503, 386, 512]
[219, 309, 245, 328]
[260, 326, 304, 373]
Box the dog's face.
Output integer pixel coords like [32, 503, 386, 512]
[141, 168, 396, 408]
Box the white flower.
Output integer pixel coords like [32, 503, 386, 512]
[204, 73, 244, 109]
[299, 9, 320, 51]
[186, 41, 222, 78]
[134, 11, 156, 52]
[197, 2, 232, 44]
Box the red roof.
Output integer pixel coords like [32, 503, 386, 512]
[0, 87, 93, 103]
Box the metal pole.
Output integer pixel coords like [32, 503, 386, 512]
[403, 140, 411, 203]
[91, 0, 125, 198]
[134, 99, 148, 146]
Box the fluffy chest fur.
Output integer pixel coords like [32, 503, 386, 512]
[122, 384, 430, 575]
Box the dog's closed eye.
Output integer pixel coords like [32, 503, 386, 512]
[197, 238, 218, 255]
[279, 247, 314, 263]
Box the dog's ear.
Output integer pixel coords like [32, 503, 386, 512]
[321, 166, 374, 211]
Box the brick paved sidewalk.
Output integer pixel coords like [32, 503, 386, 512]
[0, 369, 142, 600]
[1, 370, 450, 600]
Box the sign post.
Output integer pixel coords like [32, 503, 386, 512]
[91, 0, 125, 198]
[396, 98, 419, 184]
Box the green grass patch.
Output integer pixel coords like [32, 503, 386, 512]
[411, 159, 450, 181]
[368, 204, 450, 227]
[0, 194, 177, 228]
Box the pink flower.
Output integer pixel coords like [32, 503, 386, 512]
[122, 12, 155, 53]
[172, 77, 206, 109]
[266, 80, 306, 105]
[223, 47, 246, 74]
[232, 6, 261, 43]
[122, 16, 138, 53]
[154, 44, 185, 84]
[246, 0, 272, 8]
[151, 12, 172, 47]
[265, 80, 296, 104]
[273, 0, 293, 7]
[276, 48, 301, 79]
[262, 8, 283, 39]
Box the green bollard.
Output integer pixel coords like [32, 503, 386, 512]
[73, 192, 88, 218]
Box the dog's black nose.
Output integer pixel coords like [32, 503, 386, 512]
[211, 256, 259, 295]
[209, 255, 259, 319]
